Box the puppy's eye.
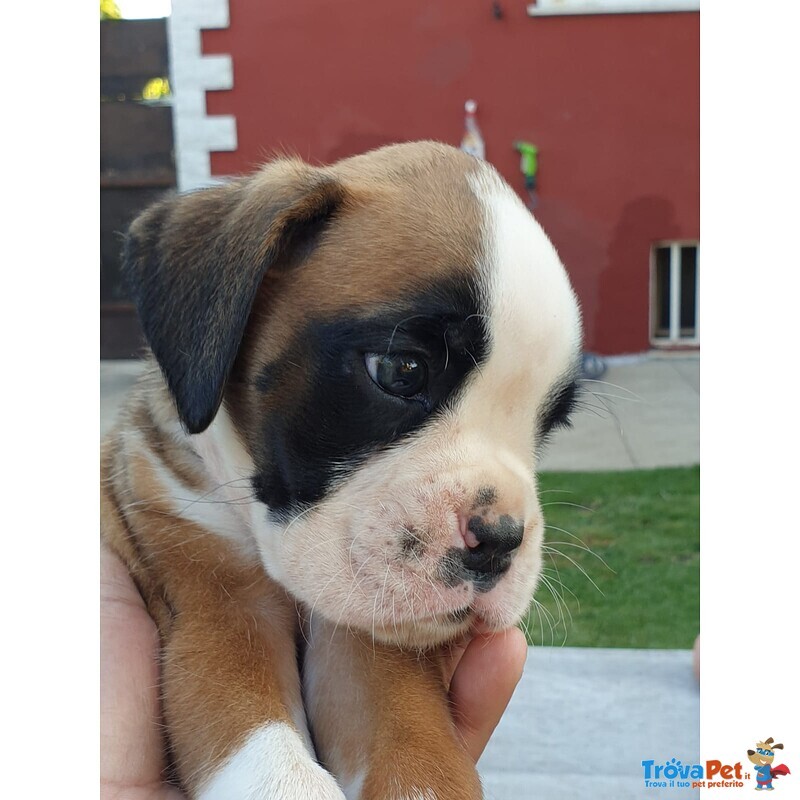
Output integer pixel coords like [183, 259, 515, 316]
[365, 353, 428, 397]
[539, 380, 579, 437]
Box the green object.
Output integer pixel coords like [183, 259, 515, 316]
[514, 140, 539, 188]
[522, 466, 700, 649]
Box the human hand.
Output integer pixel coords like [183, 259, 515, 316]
[101, 545, 183, 800]
[442, 623, 528, 762]
[100, 546, 527, 798]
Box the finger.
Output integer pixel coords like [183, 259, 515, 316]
[100, 545, 170, 790]
[440, 633, 472, 687]
[448, 627, 528, 763]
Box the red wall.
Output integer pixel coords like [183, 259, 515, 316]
[203, 3, 699, 355]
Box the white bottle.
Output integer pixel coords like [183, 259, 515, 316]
[460, 99, 485, 160]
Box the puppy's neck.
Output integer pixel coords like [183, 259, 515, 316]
[116, 360, 263, 560]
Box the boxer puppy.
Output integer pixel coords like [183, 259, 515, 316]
[101, 141, 582, 799]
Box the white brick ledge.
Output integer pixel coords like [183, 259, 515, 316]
[167, 0, 236, 192]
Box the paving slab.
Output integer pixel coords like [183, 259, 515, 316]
[100, 360, 144, 438]
[478, 647, 700, 800]
[537, 355, 699, 472]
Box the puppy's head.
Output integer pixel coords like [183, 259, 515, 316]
[125, 142, 582, 648]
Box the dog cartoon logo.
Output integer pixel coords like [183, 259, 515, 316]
[747, 738, 791, 791]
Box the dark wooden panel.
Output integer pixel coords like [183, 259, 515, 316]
[101, 103, 175, 184]
[101, 186, 171, 303]
[100, 19, 169, 97]
[101, 305, 147, 360]
[101, 19, 174, 359]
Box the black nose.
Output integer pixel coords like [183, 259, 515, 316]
[461, 514, 524, 578]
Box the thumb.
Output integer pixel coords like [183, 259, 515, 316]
[100, 546, 176, 795]
[448, 627, 528, 763]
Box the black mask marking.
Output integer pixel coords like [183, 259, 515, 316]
[251, 277, 489, 517]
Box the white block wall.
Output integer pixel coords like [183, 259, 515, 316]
[167, 0, 236, 192]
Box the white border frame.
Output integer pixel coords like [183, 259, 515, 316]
[167, 0, 236, 191]
[527, 0, 699, 16]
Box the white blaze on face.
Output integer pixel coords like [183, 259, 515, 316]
[456, 166, 582, 629]
[467, 167, 582, 440]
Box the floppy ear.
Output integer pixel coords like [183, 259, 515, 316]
[123, 160, 346, 434]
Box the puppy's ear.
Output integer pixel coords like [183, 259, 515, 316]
[123, 160, 346, 433]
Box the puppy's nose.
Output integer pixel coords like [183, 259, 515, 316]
[458, 512, 524, 578]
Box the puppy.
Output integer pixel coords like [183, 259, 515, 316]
[101, 141, 582, 800]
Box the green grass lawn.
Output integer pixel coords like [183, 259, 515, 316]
[522, 466, 699, 649]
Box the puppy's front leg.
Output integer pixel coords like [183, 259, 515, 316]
[155, 556, 346, 800]
[304, 620, 482, 800]
[102, 495, 345, 799]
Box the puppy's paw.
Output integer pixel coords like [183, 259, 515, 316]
[197, 722, 346, 800]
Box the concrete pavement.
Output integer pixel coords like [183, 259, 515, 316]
[478, 647, 699, 800]
[538, 352, 699, 472]
[100, 359, 144, 438]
